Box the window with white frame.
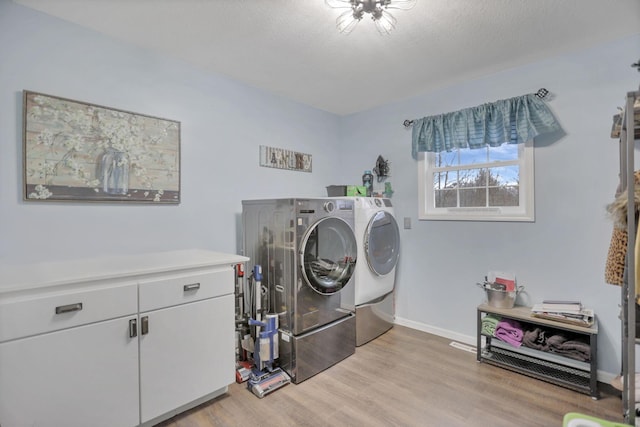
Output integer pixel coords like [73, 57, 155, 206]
[418, 140, 534, 222]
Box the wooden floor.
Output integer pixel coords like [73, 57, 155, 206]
[157, 325, 625, 427]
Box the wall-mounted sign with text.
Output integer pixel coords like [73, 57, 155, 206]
[259, 145, 312, 173]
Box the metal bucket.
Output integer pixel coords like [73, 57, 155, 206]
[477, 283, 524, 309]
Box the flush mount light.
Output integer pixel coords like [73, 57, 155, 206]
[325, 0, 416, 35]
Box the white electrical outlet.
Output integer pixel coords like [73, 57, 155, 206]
[404, 217, 411, 229]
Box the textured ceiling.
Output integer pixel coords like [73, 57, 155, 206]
[12, 0, 640, 115]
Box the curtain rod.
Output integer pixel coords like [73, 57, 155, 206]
[402, 88, 550, 128]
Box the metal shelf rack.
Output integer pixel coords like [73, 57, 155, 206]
[617, 88, 640, 425]
[476, 304, 598, 399]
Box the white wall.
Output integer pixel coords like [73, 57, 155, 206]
[338, 34, 640, 376]
[2, 0, 639, 377]
[0, 0, 340, 263]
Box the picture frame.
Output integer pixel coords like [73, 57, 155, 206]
[23, 90, 181, 203]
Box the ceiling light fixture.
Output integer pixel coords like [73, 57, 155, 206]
[326, 0, 416, 35]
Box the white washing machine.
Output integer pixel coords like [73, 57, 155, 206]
[353, 197, 400, 346]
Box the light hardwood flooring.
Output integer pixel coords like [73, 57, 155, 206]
[156, 325, 625, 427]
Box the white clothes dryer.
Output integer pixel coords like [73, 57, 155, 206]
[353, 197, 400, 346]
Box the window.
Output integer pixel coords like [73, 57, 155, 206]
[418, 140, 534, 221]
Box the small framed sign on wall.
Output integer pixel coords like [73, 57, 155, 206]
[23, 90, 181, 203]
[259, 145, 312, 173]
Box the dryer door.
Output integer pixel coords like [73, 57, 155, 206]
[365, 211, 400, 276]
[300, 217, 357, 295]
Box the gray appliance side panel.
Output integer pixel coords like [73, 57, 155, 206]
[355, 291, 394, 346]
[279, 313, 355, 384]
[242, 200, 296, 330]
[269, 206, 297, 331]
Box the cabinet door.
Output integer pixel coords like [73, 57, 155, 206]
[139, 294, 234, 423]
[0, 317, 139, 427]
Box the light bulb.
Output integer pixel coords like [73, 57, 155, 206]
[374, 9, 396, 35]
[336, 9, 361, 34]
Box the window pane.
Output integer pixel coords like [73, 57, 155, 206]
[459, 147, 487, 165]
[459, 168, 485, 188]
[435, 189, 457, 207]
[488, 143, 518, 162]
[459, 188, 486, 207]
[435, 151, 458, 168]
[489, 185, 519, 206]
[433, 171, 457, 190]
[490, 165, 519, 186]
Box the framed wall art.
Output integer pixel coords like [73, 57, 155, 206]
[23, 90, 181, 203]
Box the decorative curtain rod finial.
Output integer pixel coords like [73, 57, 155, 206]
[403, 119, 414, 128]
[534, 88, 550, 100]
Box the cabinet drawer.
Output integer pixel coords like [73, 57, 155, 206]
[139, 267, 234, 312]
[0, 282, 137, 342]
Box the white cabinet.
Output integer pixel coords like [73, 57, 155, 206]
[0, 250, 248, 427]
[0, 281, 139, 427]
[138, 268, 235, 424]
[0, 316, 140, 427]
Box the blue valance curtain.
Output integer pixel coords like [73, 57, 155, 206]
[410, 93, 561, 159]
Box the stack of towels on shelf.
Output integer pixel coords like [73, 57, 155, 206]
[524, 328, 591, 362]
[482, 314, 591, 362]
[481, 314, 501, 336]
[495, 318, 525, 347]
[481, 315, 524, 347]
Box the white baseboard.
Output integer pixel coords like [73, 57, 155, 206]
[394, 316, 617, 385]
[394, 316, 476, 346]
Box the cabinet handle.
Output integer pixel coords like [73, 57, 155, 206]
[183, 283, 200, 292]
[129, 318, 138, 338]
[141, 316, 149, 335]
[55, 302, 83, 314]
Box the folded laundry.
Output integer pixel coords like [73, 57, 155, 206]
[481, 314, 501, 336]
[522, 327, 549, 351]
[546, 333, 568, 348]
[495, 318, 524, 347]
[547, 334, 590, 362]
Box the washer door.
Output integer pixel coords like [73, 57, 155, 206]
[365, 211, 400, 276]
[300, 216, 357, 295]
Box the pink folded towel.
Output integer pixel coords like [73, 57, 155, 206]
[495, 318, 524, 347]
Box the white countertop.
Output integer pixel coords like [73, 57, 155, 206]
[0, 249, 249, 294]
